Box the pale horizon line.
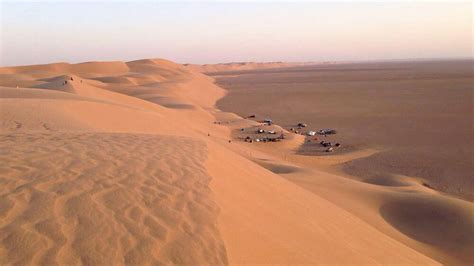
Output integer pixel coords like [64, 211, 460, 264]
[1, 56, 472, 68]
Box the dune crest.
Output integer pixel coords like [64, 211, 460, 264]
[0, 133, 227, 265]
[0, 59, 443, 264]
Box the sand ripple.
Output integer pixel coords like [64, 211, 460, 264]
[0, 133, 227, 265]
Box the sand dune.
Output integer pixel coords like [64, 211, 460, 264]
[0, 59, 229, 264]
[209, 108, 473, 265]
[215, 60, 473, 200]
[0, 133, 227, 265]
[206, 140, 437, 264]
[213, 61, 473, 264]
[184, 62, 314, 74]
[0, 58, 454, 264]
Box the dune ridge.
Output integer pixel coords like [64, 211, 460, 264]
[0, 58, 447, 264]
[183, 61, 318, 74]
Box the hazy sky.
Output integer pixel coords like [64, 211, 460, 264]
[1, 1, 472, 66]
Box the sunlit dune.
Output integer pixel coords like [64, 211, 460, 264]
[0, 59, 471, 265]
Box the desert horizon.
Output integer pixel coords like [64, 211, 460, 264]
[1, 1, 472, 265]
[1, 57, 472, 265]
[3, 56, 472, 68]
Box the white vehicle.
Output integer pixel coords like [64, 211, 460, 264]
[307, 131, 316, 136]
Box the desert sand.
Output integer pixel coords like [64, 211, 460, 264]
[184, 62, 312, 74]
[214, 60, 473, 265]
[216, 60, 473, 200]
[0, 58, 469, 265]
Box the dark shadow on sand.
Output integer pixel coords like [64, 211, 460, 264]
[379, 196, 474, 264]
[253, 160, 301, 174]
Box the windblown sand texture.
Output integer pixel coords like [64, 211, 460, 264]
[0, 59, 469, 265]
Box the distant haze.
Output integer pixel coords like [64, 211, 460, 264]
[1, 1, 472, 66]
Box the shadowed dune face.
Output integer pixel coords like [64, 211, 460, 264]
[140, 96, 196, 110]
[160, 103, 195, 109]
[0, 133, 228, 265]
[362, 175, 411, 187]
[380, 196, 474, 264]
[342, 148, 474, 200]
[253, 159, 301, 174]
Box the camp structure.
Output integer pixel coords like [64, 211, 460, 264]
[297, 122, 307, 128]
[318, 128, 337, 135]
[263, 119, 273, 125]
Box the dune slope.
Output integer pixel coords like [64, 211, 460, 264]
[0, 59, 441, 265]
[0, 133, 226, 265]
